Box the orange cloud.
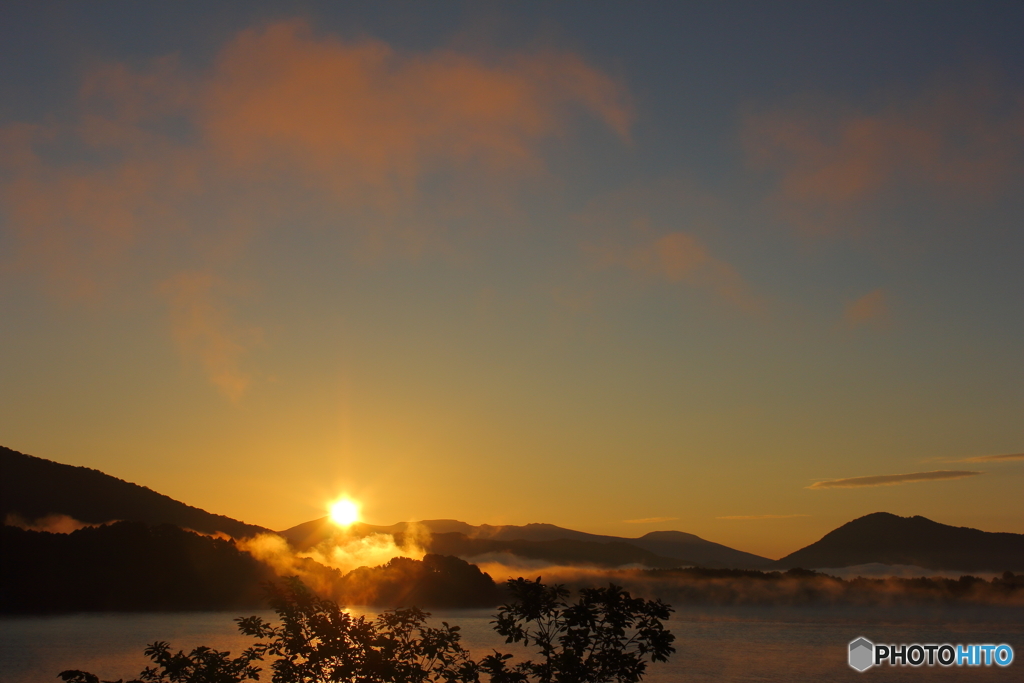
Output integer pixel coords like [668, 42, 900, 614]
[202, 20, 631, 206]
[160, 272, 261, 401]
[0, 123, 198, 301]
[0, 18, 630, 395]
[841, 288, 889, 329]
[744, 73, 1024, 236]
[592, 229, 765, 313]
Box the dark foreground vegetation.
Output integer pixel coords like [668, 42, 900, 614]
[1, 522, 274, 611]
[60, 577, 675, 683]
[0, 523, 500, 612]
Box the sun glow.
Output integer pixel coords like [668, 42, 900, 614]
[329, 499, 361, 527]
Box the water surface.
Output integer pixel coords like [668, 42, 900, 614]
[2, 604, 1021, 682]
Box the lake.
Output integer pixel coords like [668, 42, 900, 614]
[2, 604, 1021, 682]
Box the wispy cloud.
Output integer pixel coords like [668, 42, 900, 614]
[807, 470, 982, 489]
[958, 453, 1024, 463]
[160, 271, 261, 401]
[589, 228, 765, 313]
[716, 514, 809, 520]
[743, 70, 1024, 237]
[623, 516, 678, 524]
[841, 288, 890, 329]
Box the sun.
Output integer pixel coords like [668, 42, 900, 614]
[329, 499, 360, 527]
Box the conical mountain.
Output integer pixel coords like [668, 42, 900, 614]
[776, 512, 1024, 572]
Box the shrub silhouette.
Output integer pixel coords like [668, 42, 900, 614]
[60, 641, 263, 683]
[60, 576, 674, 683]
[480, 578, 675, 683]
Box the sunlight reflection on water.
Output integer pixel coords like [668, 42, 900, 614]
[2, 605, 1021, 682]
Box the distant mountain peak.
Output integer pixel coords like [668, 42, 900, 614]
[777, 511, 1024, 572]
[639, 530, 704, 543]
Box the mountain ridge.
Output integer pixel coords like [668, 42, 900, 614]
[0, 446, 267, 539]
[277, 517, 774, 569]
[6, 446, 1023, 573]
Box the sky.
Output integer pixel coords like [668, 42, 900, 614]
[2, 1, 1023, 559]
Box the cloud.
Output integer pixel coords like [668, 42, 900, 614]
[237, 530, 427, 597]
[201, 19, 632, 205]
[807, 470, 982, 489]
[716, 514, 809, 520]
[0, 18, 631, 396]
[959, 453, 1024, 463]
[841, 288, 889, 329]
[743, 71, 1024, 236]
[622, 517, 679, 524]
[568, 178, 768, 315]
[0, 122, 198, 302]
[159, 271, 261, 401]
[4, 513, 115, 534]
[590, 228, 765, 313]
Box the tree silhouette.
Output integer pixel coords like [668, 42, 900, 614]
[60, 576, 674, 683]
[235, 577, 478, 682]
[480, 578, 675, 683]
[59, 642, 262, 683]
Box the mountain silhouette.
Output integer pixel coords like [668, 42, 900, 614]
[627, 530, 773, 569]
[1, 446, 267, 539]
[776, 512, 1024, 572]
[278, 518, 772, 569]
[9, 446, 1021, 577]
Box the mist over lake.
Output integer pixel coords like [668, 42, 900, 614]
[4, 604, 1021, 683]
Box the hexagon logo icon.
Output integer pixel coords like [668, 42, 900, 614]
[849, 637, 874, 672]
